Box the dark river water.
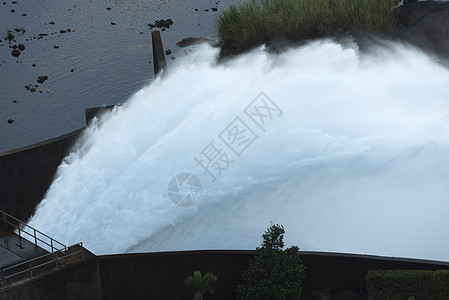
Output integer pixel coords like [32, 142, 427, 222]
[0, 0, 235, 152]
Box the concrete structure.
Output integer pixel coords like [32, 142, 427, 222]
[3, 249, 449, 300]
[85, 106, 117, 126]
[97, 250, 449, 299]
[0, 129, 84, 222]
[3, 23, 449, 299]
[151, 30, 167, 76]
[0, 258, 101, 300]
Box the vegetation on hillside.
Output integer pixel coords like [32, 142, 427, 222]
[217, 0, 399, 54]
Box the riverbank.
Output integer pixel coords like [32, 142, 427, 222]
[216, 0, 449, 62]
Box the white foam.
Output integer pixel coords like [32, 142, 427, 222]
[29, 40, 449, 260]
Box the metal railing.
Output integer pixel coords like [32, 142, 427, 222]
[0, 242, 85, 289]
[0, 210, 65, 253]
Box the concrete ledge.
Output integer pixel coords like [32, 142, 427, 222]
[85, 106, 117, 126]
[0, 258, 101, 300]
[98, 249, 449, 299]
[2, 248, 448, 299]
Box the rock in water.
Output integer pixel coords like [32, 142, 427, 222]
[37, 75, 48, 84]
[11, 49, 20, 57]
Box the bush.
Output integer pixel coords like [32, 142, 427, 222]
[366, 269, 449, 300]
[217, 0, 399, 54]
[185, 270, 218, 300]
[237, 224, 305, 300]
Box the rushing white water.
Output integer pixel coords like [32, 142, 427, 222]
[28, 40, 449, 261]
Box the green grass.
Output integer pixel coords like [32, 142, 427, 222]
[217, 0, 399, 54]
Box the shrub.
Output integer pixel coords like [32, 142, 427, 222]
[184, 270, 218, 300]
[237, 224, 305, 300]
[366, 269, 449, 300]
[217, 0, 399, 54]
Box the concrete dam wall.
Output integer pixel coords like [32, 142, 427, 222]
[0, 129, 84, 222]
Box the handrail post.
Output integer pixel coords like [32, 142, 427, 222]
[34, 229, 37, 247]
[51, 239, 53, 253]
[1, 211, 6, 229]
[2, 269, 6, 289]
[54, 252, 59, 270]
[29, 262, 33, 279]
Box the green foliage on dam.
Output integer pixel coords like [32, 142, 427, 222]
[217, 0, 399, 54]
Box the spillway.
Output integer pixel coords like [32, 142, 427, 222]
[28, 40, 449, 261]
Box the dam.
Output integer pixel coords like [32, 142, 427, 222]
[2, 1, 449, 299]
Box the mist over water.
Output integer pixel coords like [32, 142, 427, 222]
[28, 40, 449, 260]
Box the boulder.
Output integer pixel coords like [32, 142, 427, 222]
[11, 49, 20, 57]
[37, 75, 48, 84]
[151, 18, 174, 29]
[176, 37, 216, 48]
[393, 1, 449, 58]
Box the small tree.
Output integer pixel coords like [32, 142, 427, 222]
[237, 224, 305, 300]
[184, 270, 218, 300]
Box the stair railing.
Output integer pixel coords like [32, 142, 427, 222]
[0, 242, 85, 289]
[0, 210, 66, 253]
